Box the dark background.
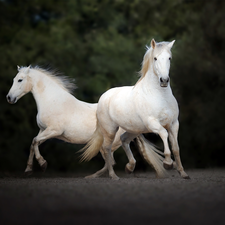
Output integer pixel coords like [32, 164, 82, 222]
[1, 0, 225, 174]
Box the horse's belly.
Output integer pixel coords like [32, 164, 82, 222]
[61, 115, 96, 144]
[58, 131, 92, 144]
[37, 106, 97, 144]
[114, 115, 148, 134]
[109, 101, 148, 133]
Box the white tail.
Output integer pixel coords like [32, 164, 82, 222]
[136, 134, 168, 178]
[79, 121, 104, 162]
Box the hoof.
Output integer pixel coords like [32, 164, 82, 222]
[110, 173, 120, 180]
[85, 174, 98, 179]
[24, 171, 33, 176]
[111, 176, 120, 181]
[125, 165, 133, 174]
[163, 162, 173, 170]
[41, 161, 47, 172]
[179, 171, 190, 179]
[173, 161, 177, 169]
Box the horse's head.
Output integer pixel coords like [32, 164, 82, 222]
[6, 66, 32, 104]
[151, 39, 175, 88]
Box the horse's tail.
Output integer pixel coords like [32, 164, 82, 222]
[136, 134, 168, 178]
[79, 120, 104, 162]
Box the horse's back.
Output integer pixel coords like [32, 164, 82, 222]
[38, 92, 97, 144]
[98, 86, 134, 114]
[97, 86, 147, 133]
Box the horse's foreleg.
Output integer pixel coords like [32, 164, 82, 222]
[24, 145, 35, 176]
[32, 128, 62, 172]
[25, 140, 46, 175]
[158, 129, 174, 170]
[120, 132, 137, 174]
[147, 118, 173, 169]
[33, 141, 47, 172]
[169, 121, 190, 179]
[25, 130, 42, 175]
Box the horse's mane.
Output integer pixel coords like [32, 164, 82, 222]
[134, 46, 153, 86]
[135, 42, 171, 86]
[20, 66, 76, 94]
[139, 46, 152, 78]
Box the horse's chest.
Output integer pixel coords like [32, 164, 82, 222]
[36, 109, 56, 130]
[36, 114, 47, 130]
[149, 96, 177, 125]
[158, 109, 174, 126]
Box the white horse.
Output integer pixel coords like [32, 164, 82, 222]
[6, 66, 166, 178]
[81, 39, 190, 180]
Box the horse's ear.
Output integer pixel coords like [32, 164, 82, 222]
[151, 39, 156, 49]
[168, 40, 175, 49]
[17, 65, 20, 71]
[25, 65, 31, 74]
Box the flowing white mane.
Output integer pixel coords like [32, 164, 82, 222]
[19, 66, 76, 94]
[139, 46, 153, 77]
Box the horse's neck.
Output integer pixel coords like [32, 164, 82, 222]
[30, 71, 73, 111]
[139, 68, 172, 96]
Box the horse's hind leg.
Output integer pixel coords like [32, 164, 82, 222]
[85, 163, 108, 179]
[101, 128, 120, 180]
[85, 148, 110, 178]
[168, 120, 190, 179]
[120, 132, 137, 173]
[85, 129, 123, 179]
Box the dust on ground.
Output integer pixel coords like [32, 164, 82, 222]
[0, 169, 225, 225]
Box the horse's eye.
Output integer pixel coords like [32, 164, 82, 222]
[154, 57, 157, 61]
[169, 57, 171, 60]
[18, 79, 23, 82]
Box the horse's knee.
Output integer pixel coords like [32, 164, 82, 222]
[159, 129, 168, 141]
[31, 137, 38, 147]
[120, 133, 127, 143]
[120, 132, 134, 145]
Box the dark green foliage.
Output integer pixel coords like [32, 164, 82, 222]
[1, 0, 225, 172]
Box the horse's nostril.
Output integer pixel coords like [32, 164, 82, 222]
[7, 95, 10, 102]
[160, 77, 169, 83]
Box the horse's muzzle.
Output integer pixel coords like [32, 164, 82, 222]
[6, 94, 17, 104]
[160, 77, 169, 87]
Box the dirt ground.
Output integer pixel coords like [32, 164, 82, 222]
[0, 169, 225, 225]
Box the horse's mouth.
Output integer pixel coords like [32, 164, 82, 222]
[160, 84, 168, 88]
[8, 99, 17, 104]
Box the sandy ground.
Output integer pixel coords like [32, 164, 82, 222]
[0, 169, 225, 225]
